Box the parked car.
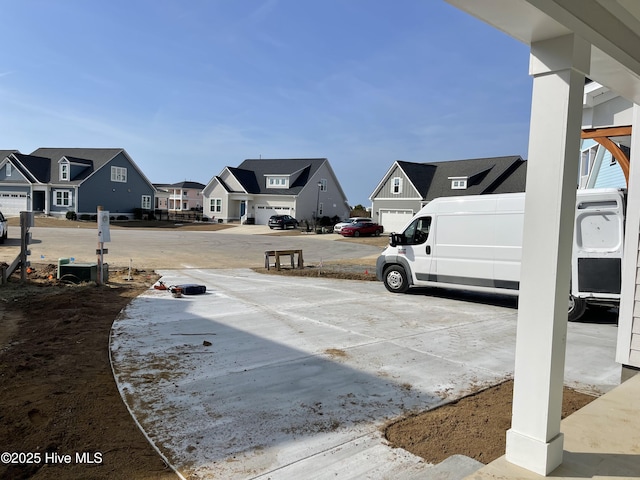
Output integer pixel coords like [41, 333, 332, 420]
[340, 221, 384, 237]
[0, 211, 7, 243]
[333, 217, 373, 234]
[268, 214, 299, 229]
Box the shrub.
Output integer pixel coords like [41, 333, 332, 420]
[117, 215, 128, 221]
[319, 216, 332, 227]
[66, 211, 77, 221]
[80, 214, 91, 221]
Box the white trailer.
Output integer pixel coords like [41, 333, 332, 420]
[375, 188, 625, 321]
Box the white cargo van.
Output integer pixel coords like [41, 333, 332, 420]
[375, 188, 625, 321]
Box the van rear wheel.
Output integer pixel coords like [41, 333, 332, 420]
[383, 265, 409, 293]
[568, 295, 587, 322]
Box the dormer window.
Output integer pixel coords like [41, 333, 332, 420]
[266, 176, 289, 188]
[60, 163, 69, 181]
[449, 177, 468, 190]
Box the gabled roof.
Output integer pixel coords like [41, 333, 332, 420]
[11, 153, 52, 183]
[27, 148, 123, 184]
[231, 158, 327, 195]
[227, 167, 260, 193]
[373, 155, 526, 201]
[421, 155, 526, 200]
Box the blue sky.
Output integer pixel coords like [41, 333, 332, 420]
[1, 0, 532, 206]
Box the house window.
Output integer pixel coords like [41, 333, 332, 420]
[6, 164, 11, 177]
[449, 177, 468, 190]
[267, 176, 288, 188]
[54, 190, 72, 207]
[580, 144, 599, 177]
[141, 195, 151, 209]
[210, 198, 222, 213]
[392, 177, 403, 194]
[111, 166, 127, 183]
[320, 178, 327, 192]
[60, 163, 69, 181]
[319, 202, 324, 215]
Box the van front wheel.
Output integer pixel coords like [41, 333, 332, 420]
[383, 265, 409, 293]
[568, 295, 587, 322]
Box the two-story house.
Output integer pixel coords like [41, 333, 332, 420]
[202, 158, 350, 224]
[370, 156, 527, 233]
[154, 181, 205, 213]
[0, 148, 155, 218]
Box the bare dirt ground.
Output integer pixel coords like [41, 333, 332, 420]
[0, 219, 598, 479]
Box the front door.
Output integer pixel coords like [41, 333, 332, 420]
[33, 191, 45, 212]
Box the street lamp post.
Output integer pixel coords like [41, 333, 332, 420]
[315, 181, 322, 232]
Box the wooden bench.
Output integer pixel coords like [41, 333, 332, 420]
[264, 249, 304, 271]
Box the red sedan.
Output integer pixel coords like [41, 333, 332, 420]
[340, 221, 384, 237]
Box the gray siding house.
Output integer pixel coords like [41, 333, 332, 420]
[0, 148, 155, 218]
[202, 158, 350, 225]
[370, 156, 527, 233]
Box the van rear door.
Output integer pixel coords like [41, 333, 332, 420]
[572, 189, 625, 300]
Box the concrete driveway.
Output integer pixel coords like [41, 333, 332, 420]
[110, 268, 619, 479]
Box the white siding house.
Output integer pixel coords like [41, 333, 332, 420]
[202, 158, 350, 225]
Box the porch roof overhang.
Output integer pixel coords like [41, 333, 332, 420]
[446, 0, 640, 104]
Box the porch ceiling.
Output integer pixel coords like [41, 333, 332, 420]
[446, 0, 640, 104]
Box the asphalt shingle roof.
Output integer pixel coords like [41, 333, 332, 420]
[30, 148, 123, 183]
[232, 158, 326, 194]
[169, 181, 206, 190]
[395, 155, 526, 201]
[12, 153, 52, 183]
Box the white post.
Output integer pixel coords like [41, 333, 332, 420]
[505, 34, 590, 476]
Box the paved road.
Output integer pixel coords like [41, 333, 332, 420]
[0, 225, 383, 269]
[111, 268, 620, 480]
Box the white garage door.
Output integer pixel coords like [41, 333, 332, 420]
[0, 192, 28, 217]
[256, 205, 293, 225]
[379, 209, 414, 234]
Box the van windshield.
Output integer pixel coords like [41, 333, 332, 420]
[403, 217, 431, 245]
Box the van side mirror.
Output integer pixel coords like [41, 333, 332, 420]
[389, 233, 405, 247]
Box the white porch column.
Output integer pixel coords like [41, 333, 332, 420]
[505, 34, 590, 476]
[45, 187, 50, 215]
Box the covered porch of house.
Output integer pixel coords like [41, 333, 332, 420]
[447, 0, 640, 477]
